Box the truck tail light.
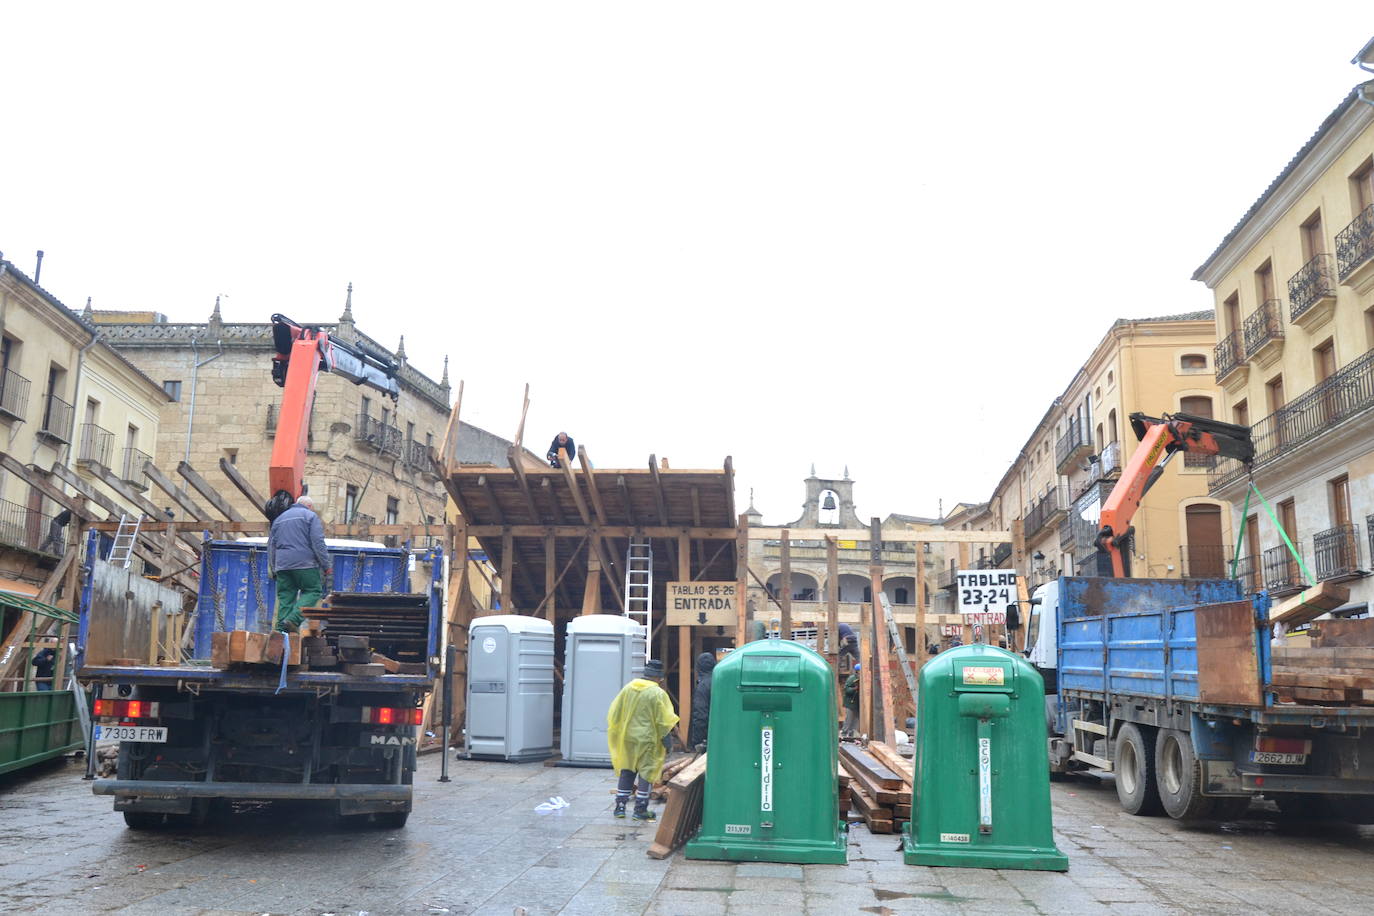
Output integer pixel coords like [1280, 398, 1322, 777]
[93, 699, 160, 719]
[1256, 736, 1311, 755]
[361, 706, 423, 726]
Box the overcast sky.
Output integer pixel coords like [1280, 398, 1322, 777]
[2, 4, 1370, 525]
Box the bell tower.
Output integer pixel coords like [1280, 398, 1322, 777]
[792, 466, 861, 528]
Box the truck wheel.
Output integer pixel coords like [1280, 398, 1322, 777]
[1114, 723, 1163, 816]
[1155, 728, 1213, 820]
[123, 811, 166, 830]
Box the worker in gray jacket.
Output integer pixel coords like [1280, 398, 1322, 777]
[268, 495, 332, 633]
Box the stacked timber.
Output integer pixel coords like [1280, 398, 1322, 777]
[839, 742, 912, 834]
[647, 753, 708, 860]
[210, 628, 420, 675]
[1271, 646, 1374, 706]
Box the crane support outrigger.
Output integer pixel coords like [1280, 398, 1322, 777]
[1096, 411, 1254, 577]
[266, 314, 400, 515]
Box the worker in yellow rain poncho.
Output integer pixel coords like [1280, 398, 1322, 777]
[607, 658, 679, 821]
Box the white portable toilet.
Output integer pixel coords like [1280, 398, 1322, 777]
[560, 614, 647, 766]
[466, 615, 555, 761]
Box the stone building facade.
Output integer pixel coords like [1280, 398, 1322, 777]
[90, 287, 451, 531]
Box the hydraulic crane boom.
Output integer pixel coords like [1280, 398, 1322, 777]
[1096, 411, 1253, 577]
[266, 314, 399, 515]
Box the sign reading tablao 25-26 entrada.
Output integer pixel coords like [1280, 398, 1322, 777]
[666, 581, 738, 627]
[955, 570, 1017, 626]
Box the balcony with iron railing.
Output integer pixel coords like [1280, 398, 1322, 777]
[1024, 488, 1066, 538]
[1262, 543, 1307, 597]
[77, 423, 114, 469]
[1210, 348, 1374, 493]
[936, 563, 957, 591]
[1059, 516, 1074, 550]
[1232, 554, 1263, 594]
[404, 438, 431, 469]
[38, 394, 72, 444]
[1179, 543, 1229, 578]
[0, 368, 31, 422]
[121, 447, 151, 490]
[1214, 331, 1244, 383]
[356, 413, 403, 456]
[1055, 419, 1093, 475]
[1287, 253, 1338, 327]
[1336, 203, 1374, 287]
[1242, 299, 1284, 365]
[1313, 523, 1364, 582]
[0, 497, 64, 557]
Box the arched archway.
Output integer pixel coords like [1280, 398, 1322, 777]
[884, 576, 916, 606]
[835, 573, 869, 603]
[766, 571, 819, 601]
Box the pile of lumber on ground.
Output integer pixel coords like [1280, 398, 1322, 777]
[839, 741, 912, 834]
[210, 626, 423, 675]
[1272, 645, 1374, 706]
[647, 753, 708, 860]
[650, 753, 700, 800]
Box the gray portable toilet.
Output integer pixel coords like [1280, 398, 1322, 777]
[466, 615, 555, 761]
[560, 614, 647, 766]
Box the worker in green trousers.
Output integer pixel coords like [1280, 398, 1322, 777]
[268, 494, 332, 632]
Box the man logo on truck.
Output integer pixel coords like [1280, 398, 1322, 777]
[369, 734, 417, 748]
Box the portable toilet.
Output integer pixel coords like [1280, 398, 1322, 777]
[903, 643, 1067, 871]
[466, 615, 555, 761]
[685, 639, 847, 864]
[560, 614, 647, 766]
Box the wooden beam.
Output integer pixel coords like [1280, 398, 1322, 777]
[749, 527, 1011, 543]
[500, 530, 514, 612]
[46, 461, 198, 572]
[913, 540, 927, 671]
[617, 475, 638, 527]
[438, 379, 464, 476]
[558, 452, 624, 610]
[648, 455, 671, 526]
[513, 383, 530, 451]
[689, 487, 706, 573]
[507, 447, 542, 521]
[80, 461, 202, 555]
[780, 529, 792, 640]
[826, 535, 839, 658]
[722, 456, 736, 523]
[578, 445, 629, 615]
[1010, 518, 1031, 652]
[870, 517, 893, 744]
[735, 513, 749, 646]
[478, 475, 508, 526]
[177, 461, 245, 521]
[582, 552, 602, 615]
[544, 532, 556, 621]
[142, 460, 208, 521]
[678, 531, 692, 745]
[0, 453, 94, 520]
[539, 478, 567, 525]
[220, 457, 269, 518]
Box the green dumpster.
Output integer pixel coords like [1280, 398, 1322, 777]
[685, 640, 847, 864]
[0, 689, 84, 776]
[903, 644, 1067, 871]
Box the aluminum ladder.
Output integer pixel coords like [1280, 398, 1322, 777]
[879, 593, 920, 713]
[108, 514, 141, 569]
[623, 537, 653, 657]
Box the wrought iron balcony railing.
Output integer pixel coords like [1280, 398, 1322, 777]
[1232, 554, 1263, 594]
[1024, 487, 1065, 537]
[936, 563, 957, 590]
[1210, 347, 1374, 492]
[404, 438, 431, 469]
[1059, 517, 1074, 549]
[1214, 331, 1243, 381]
[356, 413, 403, 456]
[1180, 543, 1229, 578]
[78, 423, 114, 467]
[1098, 440, 1122, 477]
[121, 447, 151, 488]
[1336, 203, 1374, 281]
[1055, 419, 1092, 473]
[1242, 299, 1284, 358]
[0, 497, 65, 556]
[1262, 543, 1307, 596]
[39, 394, 73, 443]
[1313, 523, 1363, 581]
[1288, 253, 1337, 321]
[0, 368, 31, 421]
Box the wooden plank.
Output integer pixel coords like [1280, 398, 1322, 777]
[500, 529, 514, 612]
[749, 527, 1012, 543]
[1196, 600, 1263, 706]
[825, 536, 840, 658]
[141, 459, 208, 521]
[735, 513, 749, 646]
[1274, 647, 1374, 664]
[1269, 581, 1351, 627]
[344, 663, 387, 676]
[647, 753, 707, 859]
[839, 743, 903, 789]
[1310, 618, 1374, 648]
[866, 742, 914, 784]
[870, 517, 893, 743]
[780, 529, 792, 639]
[177, 460, 246, 521]
[437, 379, 464, 476]
[678, 532, 692, 745]
[220, 457, 270, 518]
[1271, 671, 1374, 689]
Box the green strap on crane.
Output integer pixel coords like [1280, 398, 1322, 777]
[1247, 480, 1317, 586]
[1228, 486, 1252, 580]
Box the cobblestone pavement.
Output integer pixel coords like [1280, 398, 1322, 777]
[3, 752, 1373, 915]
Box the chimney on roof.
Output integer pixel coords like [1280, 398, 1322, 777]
[34, 250, 44, 285]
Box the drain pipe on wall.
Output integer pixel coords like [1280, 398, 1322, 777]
[184, 336, 225, 464]
[1355, 37, 1374, 108]
[65, 326, 103, 469]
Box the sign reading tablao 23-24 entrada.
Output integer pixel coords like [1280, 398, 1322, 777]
[955, 570, 1017, 626]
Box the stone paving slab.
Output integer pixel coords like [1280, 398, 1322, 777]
[3, 753, 1374, 914]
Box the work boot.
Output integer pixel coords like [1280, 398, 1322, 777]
[613, 798, 627, 818]
[633, 802, 656, 821]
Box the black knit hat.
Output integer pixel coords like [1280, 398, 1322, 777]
[643, 659, 664, 678]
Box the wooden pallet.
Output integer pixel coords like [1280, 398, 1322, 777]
[647, 753, 708, 859]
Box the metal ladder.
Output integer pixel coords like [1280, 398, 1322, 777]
[623, 538, 653, 657]
[879, 593, 920, 714]
[108, 514, 141, 569]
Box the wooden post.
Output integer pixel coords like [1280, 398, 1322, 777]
[869, 517, 893, 743]
[858, 576, 872, 738]
[826, 534, 841, 724]
[678, 532, 692, 745]
[500, 530, 514, 612]
[1011, 518, 1032, 651]
[913, 540, 927, 671]
[544, 532, 556, 621]
[149, 602, 162, 665]
[780, 529, 792, 641]
[735, 513, 749, 646]
[957, 542, 971, 644]
[582, 552, 602, 615]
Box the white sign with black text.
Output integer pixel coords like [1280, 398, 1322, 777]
[955, 569, 1018, 625]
